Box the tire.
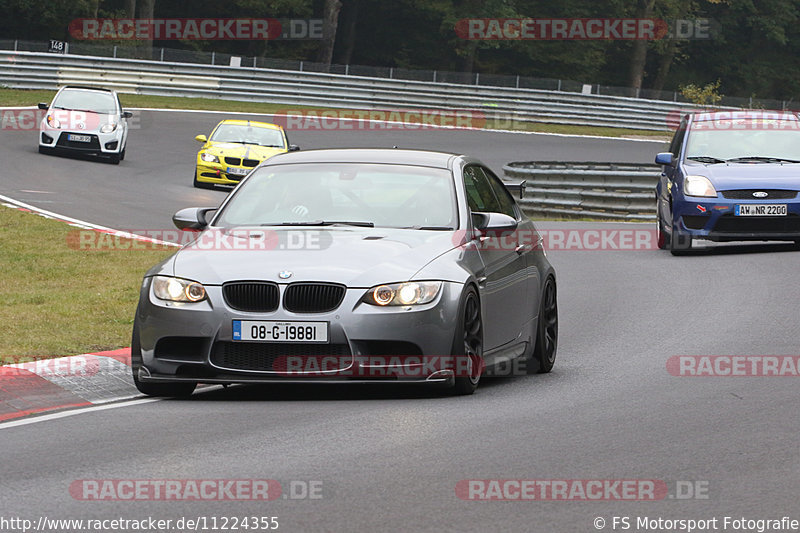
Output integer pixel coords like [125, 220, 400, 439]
[657, 206, 670, 250]
[38, 146, 53, 155]
[108, 152, 121, 165]
[450, 286, 484, 395]
[131, 321, 196, 398]
[530, 276, 558, 374]
[193, 170, 215, 189]
[119, 147, 126, 161]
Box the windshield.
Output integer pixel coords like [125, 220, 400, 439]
[210, 124, 286, 147]
[685, 120, 800, 162]
[215, 163, 457, 229]
[52, 89, 117, 114]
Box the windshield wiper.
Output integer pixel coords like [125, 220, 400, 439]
[397, 225, 454, 230]
[686, 155, 726, 164]
[262, 220, 375, 227]
[726, 156, 800, 163]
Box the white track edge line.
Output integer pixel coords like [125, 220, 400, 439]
[0, 397, 161, 429]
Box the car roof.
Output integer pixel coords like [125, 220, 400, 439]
[60, 85, 115, 94]
[264, 148, 459, 169]
[690, 110, 800, 122]
[217, 119, 284, 131]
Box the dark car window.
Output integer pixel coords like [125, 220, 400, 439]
[669, 117, 688, 156]
[483, 167, 519, 219]
[210, 124, 287, 148]
[215, 162, 457, 229]
[52, 89, 117, 115]
[463, 165, 501, 213]
[684, 118, 800, 161]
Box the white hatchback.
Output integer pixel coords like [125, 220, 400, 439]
[38, 85, 132, 164]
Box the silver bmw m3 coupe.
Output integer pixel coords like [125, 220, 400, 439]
[132, 148, 557, 396]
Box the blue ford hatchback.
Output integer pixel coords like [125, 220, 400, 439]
[655, 110, 800, 254]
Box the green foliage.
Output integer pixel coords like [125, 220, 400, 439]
[1, 0, 799, 100]
[680, 79, 723, 105]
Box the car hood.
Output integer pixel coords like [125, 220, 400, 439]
[171, 227, 461, 287]
[686, 162, 800, 190]
[48, 109, 117, 133]
[202, 142, 287, 161]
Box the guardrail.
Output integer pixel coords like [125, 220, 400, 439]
[504, 162, 660, 220]
[4, 39, 793, 112]
[0, 50, 700, 131]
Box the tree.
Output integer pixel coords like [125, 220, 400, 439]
[628, 0, 656, 91]
[316, 0, 342, 66]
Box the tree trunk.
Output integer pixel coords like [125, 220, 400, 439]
[124, 0, 136, 18]
[651, 40, 678, 92]
[336, 0, 358, 65]
[316, 0, 342, 68]
[459, 41, 478, 73]
[628, 0, 656, 92]
[137, 0, 156, 59]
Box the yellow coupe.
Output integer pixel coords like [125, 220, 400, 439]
[193, 119, 298, 188]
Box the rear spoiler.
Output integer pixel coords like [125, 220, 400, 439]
[504, 180, 526, 200]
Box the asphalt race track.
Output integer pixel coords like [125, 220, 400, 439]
[1, 110, 656, 230]
[2, 110, 799, 532]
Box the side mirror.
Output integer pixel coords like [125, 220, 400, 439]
[288, 144, 300, 152]
[471, 212, 518, 235]
[655, 152, 674, 166]
[38, 103, 49, 110]
[195, 134, 208, 143]
[504, 180, 526, 200]
[173, 207, 217, 231]
[122, 111, 133, 119]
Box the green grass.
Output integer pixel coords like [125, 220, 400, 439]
[0, 205, 174, 360]
[0, 88, 669, 139]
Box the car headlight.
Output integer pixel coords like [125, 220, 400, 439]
[200, 152, 220, 163]
[100, 123, 117, 133]
[46, 115, 61, 128]
[364, 281, 442, 306]
[152, 276, 207, 302]
[684, 175, 717, 197]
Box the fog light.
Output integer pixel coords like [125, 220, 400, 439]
[105, 141, 119, 150]
[41, 133, 53, 144]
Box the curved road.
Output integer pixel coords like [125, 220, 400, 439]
[1, 111, 798, 532]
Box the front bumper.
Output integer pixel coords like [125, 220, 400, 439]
[134, 278, 465, 384]
[39, 128, 124, 154]
[194, 162, 251, 186]
[674, 197, 800, 242]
